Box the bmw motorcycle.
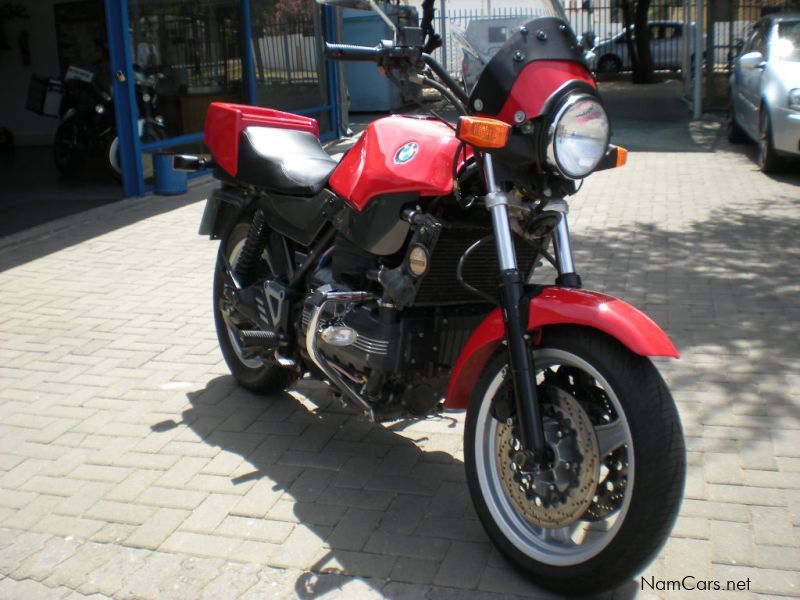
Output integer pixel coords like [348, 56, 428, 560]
[179, 0, 685, 592]
[53, 66, 166, 179]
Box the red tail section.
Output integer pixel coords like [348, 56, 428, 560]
[204, 103, 319, 177]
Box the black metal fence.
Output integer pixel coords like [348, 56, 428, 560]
[707, 0, 798, 71]
[436, 4, 693, 76]
[435, 0, 797, 77]
[131, 8, 324, 92]
[251, 16, 322, 86]
[132, 8, 244, 93]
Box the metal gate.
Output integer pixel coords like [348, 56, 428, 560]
[103, 0, 340, 198]
[431, 0, 796, 114]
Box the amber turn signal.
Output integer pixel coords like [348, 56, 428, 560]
[615, 146, 628, 167]
[456, 116, 511, 149]
[594, 145, 628, 172]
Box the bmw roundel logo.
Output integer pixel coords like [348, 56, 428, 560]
[394, 142, 419, 164]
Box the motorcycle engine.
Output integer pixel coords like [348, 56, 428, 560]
[298, 243, 487, 419]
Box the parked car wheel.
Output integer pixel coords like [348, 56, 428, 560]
[726, 96, 747, 144]
[758, 107, 783, 173]
[597, 54, 623, 73]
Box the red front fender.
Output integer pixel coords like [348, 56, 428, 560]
[444, 287, 678, 410]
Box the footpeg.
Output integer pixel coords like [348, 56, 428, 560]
[237, 329, 285, 352]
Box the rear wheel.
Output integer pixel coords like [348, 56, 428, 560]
[214, 221, 297, 393]
[465, 327, 685, 594]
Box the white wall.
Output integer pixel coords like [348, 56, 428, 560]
[0, 0, 63, 146]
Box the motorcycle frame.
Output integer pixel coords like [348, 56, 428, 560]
[197, 5, 679, 466]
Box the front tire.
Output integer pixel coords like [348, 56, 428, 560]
[597, 54, 622, 73]
[727, 95, 747, 143]
[465, 326, 685, 594]
[106, 122, 168, 181]
[214, 221, 297, 394]
[758, 107, 783, 174]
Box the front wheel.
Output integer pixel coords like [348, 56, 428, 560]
[758, 108, 783, 174]
[727, 95, 747, 144]
[106, 122, 168, 181]
[596, 54, 622, 73]
[465, 326, 685, 594]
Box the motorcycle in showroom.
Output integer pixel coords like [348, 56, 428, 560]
[178, 0, 685, 592]
[53, 65, 166, 180]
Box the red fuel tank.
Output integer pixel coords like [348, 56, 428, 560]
[328, 115, 464, 211]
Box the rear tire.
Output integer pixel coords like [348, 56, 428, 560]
[214, 221, 297, 394]
[464, 326, 685, 594]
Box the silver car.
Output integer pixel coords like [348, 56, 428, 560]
[589, 21, 698, 73]
[728, 13, 800, 172]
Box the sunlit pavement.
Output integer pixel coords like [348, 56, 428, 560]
[0, 85, 799, 598]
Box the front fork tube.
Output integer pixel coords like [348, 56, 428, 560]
[484, 155, 547, 462]
[552, 206, 582, 288]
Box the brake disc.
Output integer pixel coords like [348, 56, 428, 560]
[495, 385, 599, 528]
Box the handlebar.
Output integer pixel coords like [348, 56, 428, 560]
[325, 41, 469, 111]
[325, 42, 384, 61]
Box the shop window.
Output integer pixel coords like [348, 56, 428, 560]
[249, 0, 331, 134]
[128, 0, 245, 138]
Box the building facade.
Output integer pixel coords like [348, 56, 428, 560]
[1, 0, 340, 197]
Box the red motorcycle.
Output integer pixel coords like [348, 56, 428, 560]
[178, 0, 684, 592]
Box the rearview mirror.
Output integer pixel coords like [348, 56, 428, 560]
[317, 0, 397, 36]
[316, 0, 373, 11]
[739, 51, 765, 69]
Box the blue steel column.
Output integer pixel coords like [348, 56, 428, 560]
[104, 0, 145, 197]
[323, 5, 341, 137]
[241, 0, 257, 105]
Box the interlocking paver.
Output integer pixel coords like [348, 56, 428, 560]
[265, 524, 329, 569]
[434, 541, 492, 589]
[0, 81, 799, 598]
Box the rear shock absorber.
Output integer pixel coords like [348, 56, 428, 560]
[234, 209, 270, 285]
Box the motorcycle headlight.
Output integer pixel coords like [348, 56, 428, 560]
[547, 94, 610, 179]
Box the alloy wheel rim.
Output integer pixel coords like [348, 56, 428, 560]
[474, 348, 634, 566]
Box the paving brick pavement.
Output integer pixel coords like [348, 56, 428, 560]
[1, 86, 799, 597]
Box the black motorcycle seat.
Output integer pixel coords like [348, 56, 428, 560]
[236, 126, 337, 195]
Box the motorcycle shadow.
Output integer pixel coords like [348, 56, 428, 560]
[165, 375, 622, 599]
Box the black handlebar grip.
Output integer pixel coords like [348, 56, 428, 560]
[325, 42, 384, 61]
